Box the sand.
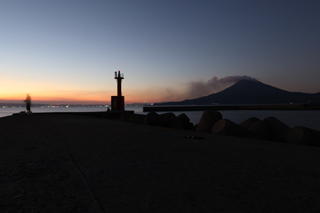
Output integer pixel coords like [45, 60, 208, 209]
[0, 113, 320, 212]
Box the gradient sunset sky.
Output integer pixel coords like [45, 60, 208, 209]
[1, 0, 320, 104]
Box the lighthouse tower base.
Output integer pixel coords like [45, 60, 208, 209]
[111, 96, 125, 111]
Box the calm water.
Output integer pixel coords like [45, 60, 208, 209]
[1, 106, 319, 131]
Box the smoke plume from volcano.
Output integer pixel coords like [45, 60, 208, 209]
[185, 75, 257, 99]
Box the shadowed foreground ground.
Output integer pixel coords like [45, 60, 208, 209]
[0, 114, 320, 212]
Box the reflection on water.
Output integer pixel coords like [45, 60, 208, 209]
[1, 106, 319, 131]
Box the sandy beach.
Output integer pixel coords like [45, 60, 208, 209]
[1, 113, 320, 212]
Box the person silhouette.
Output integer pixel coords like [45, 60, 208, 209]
[24, 94, 31, 114]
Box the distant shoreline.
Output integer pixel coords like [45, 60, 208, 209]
[143, 103, 320, 112]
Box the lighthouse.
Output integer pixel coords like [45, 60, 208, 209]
[111, 70, 125, 111]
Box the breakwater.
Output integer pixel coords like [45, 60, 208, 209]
[2, 113, 320, 212]
[12, 109, 320, 147]
[117, 110, 320, 148]
[143, 103, 320, 112]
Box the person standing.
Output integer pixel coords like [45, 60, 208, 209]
[24, 94, 31, 114]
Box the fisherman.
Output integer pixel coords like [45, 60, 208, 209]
[24, 94, 32, 114]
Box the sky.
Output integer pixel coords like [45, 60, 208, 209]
[1, 0, 320, 104]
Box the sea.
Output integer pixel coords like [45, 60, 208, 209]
[1, 106, 320, 131]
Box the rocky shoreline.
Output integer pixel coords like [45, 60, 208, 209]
[119, 110, 320, 147]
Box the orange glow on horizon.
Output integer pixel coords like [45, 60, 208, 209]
[1, 80, 177, 104]
[1, 70, 181, 104]
[1, 92, 171, 104]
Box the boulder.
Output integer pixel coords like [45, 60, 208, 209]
[285, 126, 320, 147]
[129, 114, 146, 124]
[247, 120, 271, 140]
[193, 124, 198, 131]
[196, 110, 222, 133]
[262, 117, 290, 141]
[119, 111, 134, 121]
[186, 122, 195, 131]
[143, 111, 159, 126]
[239, 117, 261, 129]
[212, 119, 255, 138]
[158, 113, 176, 127]
[176, 113, 190, 130]
[167, 116, 184, 130]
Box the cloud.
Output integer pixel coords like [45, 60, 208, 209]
[137, 75, 258, 103]
[184, 75, 257, 99]
[161, 88, 185, 102]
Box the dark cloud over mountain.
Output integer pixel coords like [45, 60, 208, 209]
[185, 75, 257, 99]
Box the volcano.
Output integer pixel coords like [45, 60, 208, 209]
[156, 80, 320, 105]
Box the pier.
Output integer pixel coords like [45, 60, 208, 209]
[1, 113, 320, 211]
[143, 103, 320, 112]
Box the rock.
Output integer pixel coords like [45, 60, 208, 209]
[196, 110, 222, 133]
[120, 111, 134, 121]
[129, 114, 146, 124]
[262, 117, 290, 141]
[167, 116, 184, 130]
[247, 121, 271, 140]
[212, 119, 255, 138]
[186, 122, 195, 131]
[285, 126, 320, 147]
[176, 113, 190, 130]
[143, 111, 159, 126]
[193, 124, 198, 131]
[158, 113, 176, 127]
[239, 117, 261, 129]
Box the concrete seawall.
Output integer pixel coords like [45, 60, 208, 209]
[143, 103, 320, 112]
[1, 113, 320, 212]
